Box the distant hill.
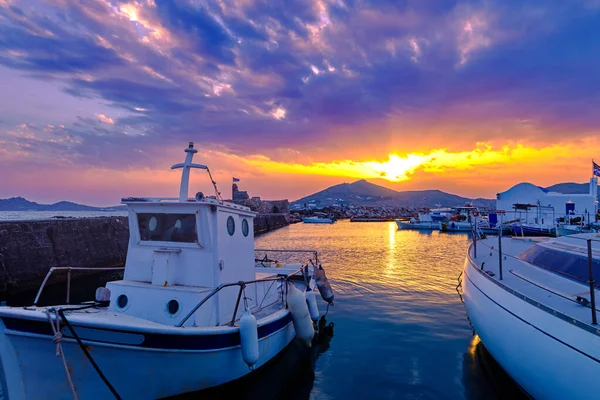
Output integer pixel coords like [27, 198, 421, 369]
[545, 182, 596, 194]
[0, 197, 124, 211]
[292, 180, 495, 209]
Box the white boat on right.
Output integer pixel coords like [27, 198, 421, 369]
[461, 232, 600, 400]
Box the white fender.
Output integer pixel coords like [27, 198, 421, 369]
[239, 310, 259, 369]
[305, 287, 319, 321]
[287, 283, 314, 346]
[314, 265, 335, 304]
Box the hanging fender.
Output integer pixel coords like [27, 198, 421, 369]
[313, 265, 335, 305]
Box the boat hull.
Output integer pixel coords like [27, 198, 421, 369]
[557, 225, 595, 236]
[462, 256, 600, 400]
[395, 220, 438, 230]
[512, 225, 556, 237]
[478, 226, 513, 235]
[302, 218, 334, 224]
[0, 311, 295, 399]
[440, 222, 473, 232]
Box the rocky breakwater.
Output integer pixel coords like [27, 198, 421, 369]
[0, 217, 129, 299]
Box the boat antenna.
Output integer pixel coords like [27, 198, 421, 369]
[171, 142, 222, 201]
[206, 166, 222, 201]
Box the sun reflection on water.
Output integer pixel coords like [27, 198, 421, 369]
[385, 221, 398, 279]
[254, 220, 524, 400]
[256, 220, 472, 302]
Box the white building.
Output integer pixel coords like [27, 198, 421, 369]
[496, 177, 598, 225]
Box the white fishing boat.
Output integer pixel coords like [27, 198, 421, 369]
[557, 224, 596, 236]
[512, 223, 557, 237]
[439, 206, 486, 232]
[440, 220, 473, 232]
[460, 231, 600, 400]
[395, 213, 439, 230]
[302, 216, 334, 224]
[0, 143, 335, 399]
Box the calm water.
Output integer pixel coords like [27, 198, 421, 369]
[249, 221, 526, 400]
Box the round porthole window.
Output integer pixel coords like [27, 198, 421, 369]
[148, 216, 158, 232]
[227, 216, 235, 236]
[242, 219, 249, 237]
[117, 294, 129, 310]
[167, 299, 180, 315]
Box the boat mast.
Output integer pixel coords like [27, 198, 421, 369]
[171, 142, 208, 201]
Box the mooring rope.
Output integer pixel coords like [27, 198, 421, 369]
[46, 310, 78, 400]
[57, 308, 122, 400]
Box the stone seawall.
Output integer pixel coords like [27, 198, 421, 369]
[0, 214, 290, 298]
[254, 214, 290, 235]
[0, 217, 129, 297]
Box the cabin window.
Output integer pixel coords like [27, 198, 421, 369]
[116, 294, 129, 310]
[517, 245, 600, 287]
[138, 213, 197, 243]
[167, 299, 180, 315]
[242, 219, 249, 237]
[227, 216, 235, 236]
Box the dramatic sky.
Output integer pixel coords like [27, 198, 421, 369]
[1, 0, 600, 205]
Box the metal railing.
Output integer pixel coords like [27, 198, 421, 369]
[31, 250, 317, 326]
[254, 248, 319, 266]
[33, 267, 125, 306]
[474, 229, 600, 325]
[176, 265, 308, 327]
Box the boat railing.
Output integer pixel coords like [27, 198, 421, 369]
[559, 235, 600, 325]
[474, 231, 600, 325]
[33, 266, 126, 306]
[176, 265, 308, 328]
[254, 248, 319, 266]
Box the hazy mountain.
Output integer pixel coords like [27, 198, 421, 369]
[545, 182, 597, 195]
[0, 197, 124, 211]
[292, 180, 495, 208]
[299, 179, 399, 200]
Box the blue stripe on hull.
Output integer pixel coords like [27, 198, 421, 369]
[512, 226, 555, 237]
[1, 313, 293, 351]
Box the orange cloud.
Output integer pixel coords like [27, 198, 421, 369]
[228, 140, 598, 184]
[96, 114, 115, 124]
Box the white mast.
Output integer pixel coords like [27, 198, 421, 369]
[171, 142, 207, 201]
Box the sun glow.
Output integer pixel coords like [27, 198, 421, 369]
[228, 140, 598, 183]
[364, 154, 428, 181]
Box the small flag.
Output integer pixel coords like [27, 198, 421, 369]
[594, 161, 600, 178]
[233, 177, 240, 182]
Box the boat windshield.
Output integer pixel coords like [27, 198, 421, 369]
[138, 213, 198, 243]
[517, 244, 600, 287]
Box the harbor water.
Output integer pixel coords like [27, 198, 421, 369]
[250, 220, 527, 400]
[0, 217, 527, 399]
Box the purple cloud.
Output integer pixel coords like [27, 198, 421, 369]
[0, 0, 599, 172]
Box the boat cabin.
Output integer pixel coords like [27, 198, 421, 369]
[517, 235, 600, 288]
[450, 206, 479, 222]
[105, 143, 257, 327]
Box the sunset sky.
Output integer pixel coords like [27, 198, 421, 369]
[1, 0, 600, 206]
